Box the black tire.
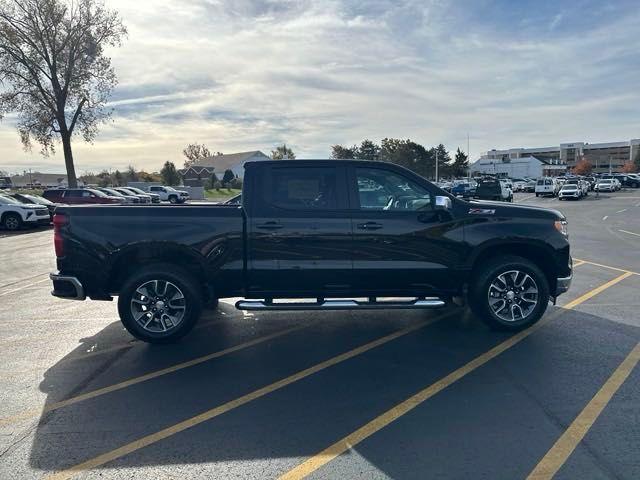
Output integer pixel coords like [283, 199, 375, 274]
[168, 195, 178, 204]
[2, 212, 22, 231]
[205, 297, 220, 309]
[117, 263, 203, 343]
[535, 193, 539, 197]
[469, 255, 550, 331]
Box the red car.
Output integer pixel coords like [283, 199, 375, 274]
[43, 188, 125, 205]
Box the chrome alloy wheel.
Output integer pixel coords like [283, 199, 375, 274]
[5, 216, 20, 230]
[130, 280, 186, 333]
[487, 270, 539, 322]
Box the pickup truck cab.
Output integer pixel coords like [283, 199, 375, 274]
[147, 186, 189, 203]
[50, 160, 572, 343]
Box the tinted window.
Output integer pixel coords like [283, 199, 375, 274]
[268, 167, 337, 210]
[63, 190, 82, 198]
[356, 167, 431, 211]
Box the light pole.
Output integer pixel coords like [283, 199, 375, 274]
[435, 149, 439, 183]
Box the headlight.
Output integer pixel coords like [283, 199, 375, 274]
[554, 220, 568, 237]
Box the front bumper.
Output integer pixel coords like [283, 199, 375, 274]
[50, 273, 86, 300]
[555, 261, 573, 296]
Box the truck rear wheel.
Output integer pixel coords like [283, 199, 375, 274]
[117, 264, 203, 343]
[469, 255, 549, 331]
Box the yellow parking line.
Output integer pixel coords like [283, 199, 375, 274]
[45, 312, 453, 480]
[527, 342, 640, 480]
[573, 258, 639, 276]
[562, 272, 633, 309]
[572, 260, 586, 267]
[0, 323, 305, 426]
[278, 272, 633, 480]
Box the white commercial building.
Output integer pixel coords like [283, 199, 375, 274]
[480, 139, 640, 174]
[470, 156, 565, 178]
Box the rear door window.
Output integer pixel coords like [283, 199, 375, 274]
[266, 167, 339, 210]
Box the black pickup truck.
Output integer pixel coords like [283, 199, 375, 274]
[50, 160, 572, 343]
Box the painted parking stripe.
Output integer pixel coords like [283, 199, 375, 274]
[278, 272, 633, 480]
[527, 342, 640, 480]
[0, 271, 49, 290]
[45, 312, 454, 480]
[572, 258, 640, 276]
[619, 229, 640, 238]
[0, 277, 50, 297]
[0, 323, 305, 426]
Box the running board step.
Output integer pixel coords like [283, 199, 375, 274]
[235, 298, 446, 311]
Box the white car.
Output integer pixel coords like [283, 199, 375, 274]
[558, 184, 582, 200]
[147, 186, 190, 203]
[0, 195, 51, 231]
[594, 179, 615, 192]
[535, 178, 559, 197]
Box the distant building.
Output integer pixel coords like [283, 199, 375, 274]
[481, 139, 640, 174]
[470, 156, 565, 178]
[9, 172, 83, 188]
[179, 150, 270, 186]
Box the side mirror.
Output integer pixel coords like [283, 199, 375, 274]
[434, 195, 452, 210]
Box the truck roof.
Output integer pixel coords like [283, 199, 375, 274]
[244, 159, 393, 169]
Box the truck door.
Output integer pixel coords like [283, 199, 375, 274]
[348, 165, 464, 295]
[247, 164, 352, 297]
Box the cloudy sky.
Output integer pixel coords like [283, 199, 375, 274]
[1, 0, 639, 174]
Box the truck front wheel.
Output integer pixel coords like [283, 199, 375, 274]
[117, 264, 203, 343]
[469, 255, 549, 331]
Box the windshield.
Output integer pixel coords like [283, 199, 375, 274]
[164, 186, 177, 192]
[103, 188, 124, 196]
[24, 194, 54, 205]
[0, 195, 21, 205]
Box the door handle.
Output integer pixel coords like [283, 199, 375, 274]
[357, 222, 383, 230]
[256, 221, 283, 230]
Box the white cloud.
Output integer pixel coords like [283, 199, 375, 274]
[1, 0, 639, 173]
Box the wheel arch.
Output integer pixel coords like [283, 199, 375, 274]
[468, 240, 558, 293]
[107, 243, 209, 296]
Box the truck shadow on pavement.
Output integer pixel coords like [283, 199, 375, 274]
[28, 305, 640, 479]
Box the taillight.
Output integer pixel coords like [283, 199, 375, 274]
[53, 214, 68, 257]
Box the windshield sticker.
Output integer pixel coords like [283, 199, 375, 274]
[469, 208, 495, 215]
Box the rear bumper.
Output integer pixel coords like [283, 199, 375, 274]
[50, 273, 86, 300]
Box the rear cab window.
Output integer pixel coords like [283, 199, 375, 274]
[260, 166, 344, 212]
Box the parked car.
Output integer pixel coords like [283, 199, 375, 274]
[118, 187, 158, 203]
[600, 175, 621, 190]
[96, 187, 141, 204]
[43, 188, 125, 205]
[512, 180, 528, 192]
[594, 179, 615, 192]
[523, 179, 537, 192]
[6, 193, 61, 221]
[474, 178, 513, 202]
[50, 159, 572, 343]
[0, 194, 51, 230]
[564, 179, 588, 197]
[558, 184, 582, 200]
[625, 174, 640, 188]
[147, 186, 190, 203]
[535, 178, 559, 197]
[451, 182, 476, 198]
[223, 194, 242, 205]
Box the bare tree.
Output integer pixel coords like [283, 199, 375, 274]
[182, 142, 212, 168]
[0, 0, 126, 187]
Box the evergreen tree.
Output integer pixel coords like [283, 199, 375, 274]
[160, 161, 180, 186]
[356, 139, 380, 160]
[331, 145, 357, 159]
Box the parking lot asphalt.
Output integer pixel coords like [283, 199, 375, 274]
[0, 190, 639, 479]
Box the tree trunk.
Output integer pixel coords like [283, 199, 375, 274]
[61, 133, 78, 188]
